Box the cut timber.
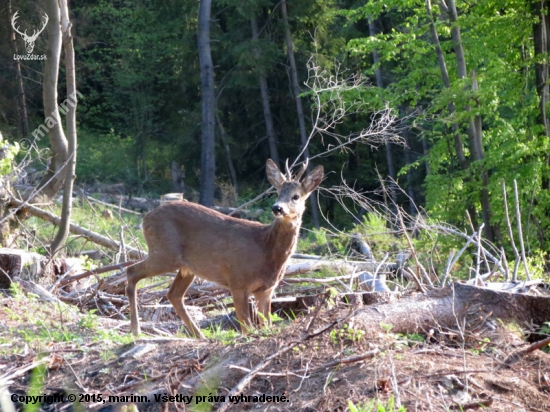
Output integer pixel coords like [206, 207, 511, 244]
[9, 198, 145, 260]
[350, 282, 550, 338]
[285, 259, 402, 277]
[271, 292, 397, 318]
[0, 248, 54, 288]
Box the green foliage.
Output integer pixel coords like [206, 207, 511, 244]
[298, 228, 348, 256]
[380, 323, 393, 334]
[353, 214, 406, 257]
[26, 360, 48, 412]
[541, 323, 550, 354]
[403, 333, 424, 346]
[202, 325, 240, 344]
[78, 309, 100, 330]
[0, 136, 19, 175]
[9, 282, 25, 301]
[339, 0, 550, 260]
[330, 323, 365, 345]
[76, 130, 135, 185]
[4, 0, 550, 267]
[469, 337, 492, 356]
[348, 396, 406, 412]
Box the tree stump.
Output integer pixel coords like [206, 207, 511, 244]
[0, 248, 55, 288]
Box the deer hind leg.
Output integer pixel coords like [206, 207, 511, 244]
[231, 289, 253, 334]
[127, 258, 178, 336]
[253, 288, 274, 328]
[166, 268, 204, 339]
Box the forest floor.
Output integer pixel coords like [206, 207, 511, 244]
[1, 287, 549, 412]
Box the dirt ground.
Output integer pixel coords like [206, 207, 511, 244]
[1, 291, 549, 412]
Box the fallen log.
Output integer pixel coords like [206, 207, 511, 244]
[285, 259, 401, 277]
[350, 282, 550, 338]
[9, 198, 145, 261]
[58, 261, 135, 287]
[61, 256, 402, 292]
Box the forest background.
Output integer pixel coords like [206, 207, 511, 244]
[1, 0, 550, 268]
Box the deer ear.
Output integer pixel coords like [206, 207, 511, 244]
[266, 159, 286, 189]
[301, 165, 324, 193]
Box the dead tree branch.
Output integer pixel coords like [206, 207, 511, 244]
[9, 198, 145, 260]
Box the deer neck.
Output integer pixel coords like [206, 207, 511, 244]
[265, 216, 301, 268]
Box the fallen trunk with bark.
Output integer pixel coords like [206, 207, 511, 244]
[348, 282, 550, 338]
[9, 197, 145, 260]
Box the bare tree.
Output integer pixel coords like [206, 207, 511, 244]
[530, 0, 550, 192]
[251, 16, 280, 168]
[50, 0, 77, 255]
[280, 0, 319, 227]
[425, 0, 468, 170]
[198, 0, 216, 207]
[301, 61, 402, 162]
[216, 113, 238, 194]
[445, 0, 495, 242]
[37, 0, 68, 200]
[229, 61, 402, 218]
[368, 17, 396, 183]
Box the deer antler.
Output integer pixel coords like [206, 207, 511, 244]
[285, 159, 292, 180]
[295, 158, 309, 181]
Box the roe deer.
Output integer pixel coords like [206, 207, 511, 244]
[126, 159, 324, 338]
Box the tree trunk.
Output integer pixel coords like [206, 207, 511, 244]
[8, 0, 29, 140]
[471, 72, 499, 243]
[426, 0, 494, 237]
[532, 0, 550, 191]
[36, 0, 69, 200]
[403, 127, 417, 216]
[425, 0, 468, 170]
[421, 137, 430, 175]
[197, 0, 216, 207]
[446, 0, 494, 242]
[50, 0, 78, 256]
[369, 16, 397, 207]
[280, 0, 320, 228]
[427, 0, 478, 226]
[369, 17, 384, 90]
[171, 162, 185, 193]
[216, 113, 238, 194]
[251, 17, 280, 168]
[532, 0, 550, 138]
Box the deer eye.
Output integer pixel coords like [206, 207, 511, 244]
[292, 195, 300, 201]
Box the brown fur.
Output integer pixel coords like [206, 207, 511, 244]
[126, 159, 324, 338]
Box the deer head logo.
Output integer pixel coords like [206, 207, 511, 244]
[11, 11, 49, 54]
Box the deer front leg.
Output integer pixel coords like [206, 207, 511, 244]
[167, 269, 205, 339]
[231, 289, 253, 333]
[254, 288, 274, 328]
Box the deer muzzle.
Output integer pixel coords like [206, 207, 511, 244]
[272, 204, 286, 217]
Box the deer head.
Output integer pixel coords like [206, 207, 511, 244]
[12, 11, 49, 54]
[266, 158, 324, 221]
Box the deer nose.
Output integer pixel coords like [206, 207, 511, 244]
[272, 205, 285, 216]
